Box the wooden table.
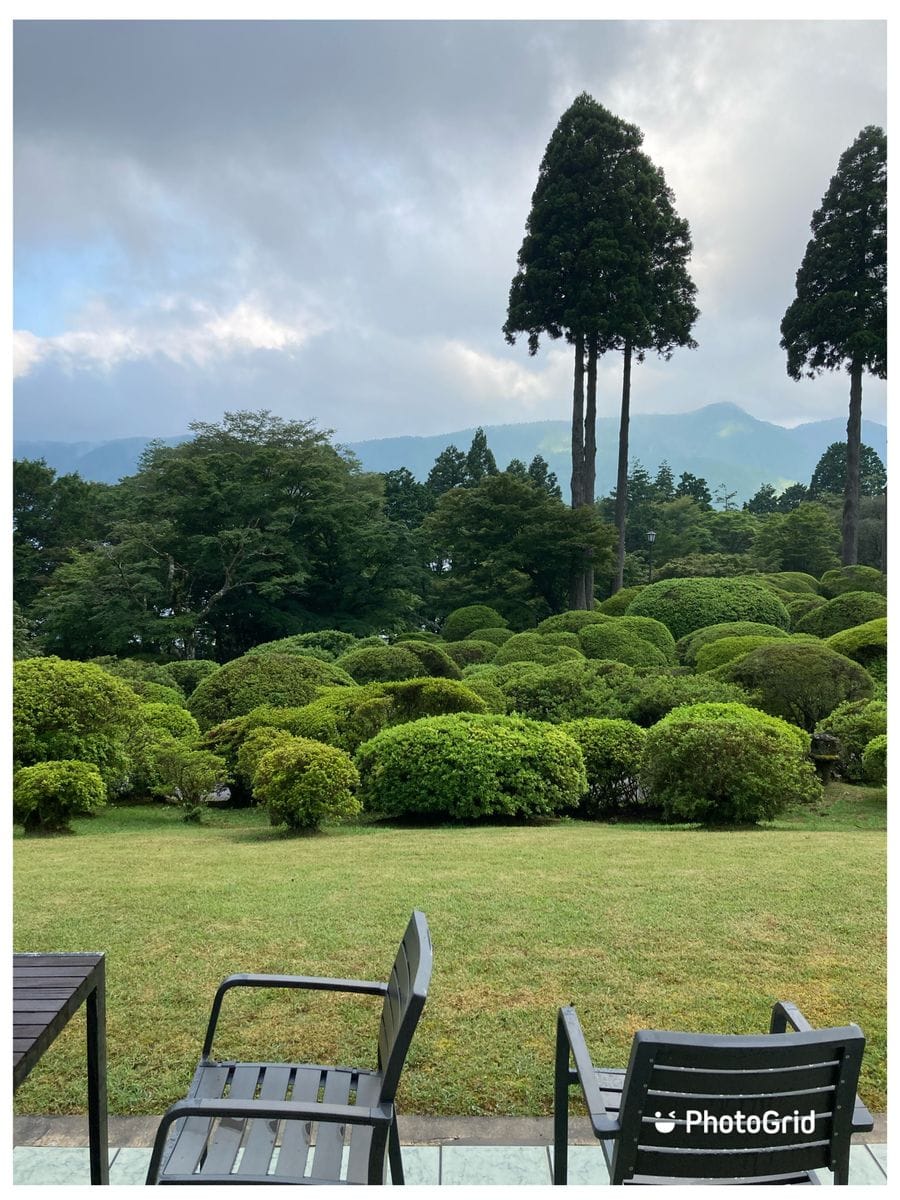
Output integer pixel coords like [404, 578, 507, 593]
[14, 952, 109, 1184]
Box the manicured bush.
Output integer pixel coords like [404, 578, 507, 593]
[355, 713, 586, 821]
[536, 610, 609, 634]
[826, 618, 887, 681]
[716, 642, 874, 731]
[561, 719, 647, 816]
[92, 656, 185, 694]
[455, 675, 507, 713]
[123, 704, 202, 801]
[246, 630, 359, 660]
[394, 640, 463, 680]
[150, 744, 231, 822]
[862, 735, 887, 786]
[608, 615, 677, 660]
[794, 590, 887, 638]
[694, 635, 810, 674]
[763, 572, 821, 595]
[499, 660, 620, 723]
[626, 577, 790, 641]
[253, 739, 361, 831]
[596, 585, 645, 615]
[578, 623, 669, 667]
[493, 632, 585, 666]
[163, 660, 220, 696]
[335, 644, 423, 684]
[14, 760, 106, 834]
[382, 677, 489, 722]
[820, 565, 886, 598]
[123, 680, 188, 707]
[444, 640, 499, 667]
[137, 702, 201, 741]
[640, 702, 821, 823]
[655, 553, 759, 580]
[786, 596, 827, 628]
[14, 657, 141, 788]
[441, 605, 508, 642]
[677, 621, 794, 666]
[465, 627, 514, 646]
[540, 631, 581, 648]
[188, 653, 352, 729]
[815, 700, 887, 783]
[236, 726, 298, 789]
[599, 670, 751, 728]
[393, 630, 441, 643]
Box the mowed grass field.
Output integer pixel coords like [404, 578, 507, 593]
[14, 791, 886, 1117]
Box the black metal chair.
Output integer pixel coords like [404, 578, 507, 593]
[554, 1001, 873, 1185]
[147, 911, 432, 1185]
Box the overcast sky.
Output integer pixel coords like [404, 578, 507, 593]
[13, 18, 887, 445]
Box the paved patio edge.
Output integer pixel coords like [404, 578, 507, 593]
[13, 1112, 888, 1148]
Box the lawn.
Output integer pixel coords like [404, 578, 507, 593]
[14, 791, 886, 1117]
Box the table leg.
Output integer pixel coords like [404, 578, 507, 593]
[86, 962, 109, 1184]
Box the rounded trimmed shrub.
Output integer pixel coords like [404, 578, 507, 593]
[14, 657, 142, 788]
[640, 702, 821, 823]
[465, 627, 514, 646]
[123, 680, 188, 706]
[14, 760, 106, 833]
[455, 675, 507, 713]
[355, 713, 586, 821]
[493, 633, 585, 666]
[793, 591, 887, 638]
[394, 640, 463, 680]
[786, 596, 827, 628]
[334, 644, 422, 685]
[762, 572, 821, 595]
[236, 726, 297, 788]
[826, 618, 886, 681]
[137, 702, 201, 741]
[862, 735, 887, 786]
[607, 615, 676, 660]
[499, 660, 619, 723]
[716, 642, 874, 730]
[694, 635, 812, 674]
[536, 610, 609, 634]
[578, 623, 669, 667]
[596, 585, 646, 616]
[562, 718, 646, 816]
[151, 744, 231, 820]
[677, 621, 794, 667]
[599, 670, 751, 728]
[163, 660, 220, 696]
[92, 656, 185, 694]
[444, 640, 499, 667]
[441, 605, 508, 642]
[252, 739, 361, 831]
[820, 565, 886, 598]
[187, 653, 353, 729]
[815, 700, 887, 783]
[626, 577, 790, 641]
[246, 630, 359, 660]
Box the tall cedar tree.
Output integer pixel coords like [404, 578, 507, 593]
[780, 126, 886, 566]
[504, 94, 697, 605]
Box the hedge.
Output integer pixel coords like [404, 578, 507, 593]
[493, 632, 585, 666]
[820, 565, 886, 598]
[253, 739, 361, 831]
[536, 610, 609, 634]
[862, 735, 887, 786]
[444, 640, 499, 667]
[694, 634, 812, 674]
[677, 621, 793, 667]
[578, 623, 670, 668]
[793, 590, 887, 638]
[626, 577, 790, 640]
[596, 585, 646, 615]
[561, 718, 647, 816]
[786, 596, 827, 628]
[597, 670, 751, 728]
[335, 644, 424, 684]
[187, 653, 353, 729]
[825, 618, 887, 680]
[394, 640, 464, 680]
[498, 660, 619, 723]
[762, 572, 821, 595]
[441, 605, 508, 641]
[464, 626, 514, 646]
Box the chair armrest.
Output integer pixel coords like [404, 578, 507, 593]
[557, 1006, 621, 1138]
[202, 973, 388, 1059]
[146, 1096, 394, 1183]
[769, 1000, 814, 1034]
[851, 1096, 875, 1134]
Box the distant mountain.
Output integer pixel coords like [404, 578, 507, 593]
[13, 403, 887, 504]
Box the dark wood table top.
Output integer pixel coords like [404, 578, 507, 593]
[13, 952, 105, 1091]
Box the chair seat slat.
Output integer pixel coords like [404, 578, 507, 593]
[236, 1065, 293, 1176]
[271, 1067, 323, 1179]
[162, 1066, 232, 1177]
[200, 1065, 261, 1175]
[310, 1069, 354, 1181]
[345, 1073, 382, 1183]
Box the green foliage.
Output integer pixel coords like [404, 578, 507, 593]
[465, 627, 514, 646]
[640, 703, 821, 824]
[596, 586, 645, 615]
[793, 590, 887, 638]
[809, 442, 886, 499]
[819, 566, 887, 598]
[246, 629, 359, 660]
[626, 577, 790, 641]
[444, 640, 499, 667]
[137, 702, 200, 742]
[13, 601, 42, 660]
[654, 552, 760, 581]
[355, 714, 586, 822]
[336, 643, 424, 684]
[561, 719, 647, 816]
[498, 660, 618, 723]
[441, 605, 508, 642]
[694, 635, 809, 674]
[763, 572, 821, 594]
[608, 615, 676, 659]
[150, 744, 230, 822]
[825, 618, 886, 680]
[187, 653, 352, 729]
[455, 675, 507, 714]
[578, 622, 669, 667]
[677, 621, 792, 666]
[162, 660, 220, 696]
[862, 735, 887, 787]
[786, 596, 827, 628]
[751, 504, 841, 577]
[92, 655, 185, 694]
[235, 727, 298, 789]
[123, 680, 188, 707]
[816, 700, 887, 783]
[14, 656, 141, 789]
[599, 671, 752, 728]
[716, 642, 874, 731]
[14, 760, 106, 834]
[536, 610, 608, 634]
[394, 640, 463, 679]
[493, 632, 585, 667]
[253, 739, 361, 831]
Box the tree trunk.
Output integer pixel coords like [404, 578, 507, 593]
[613, 340, 632, 593]
[842, 361, 862, 565]
[569, 334, 587, 609]
[581, 334, 599, 605]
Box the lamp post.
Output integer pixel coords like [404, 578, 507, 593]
[647, 530, 656, 583]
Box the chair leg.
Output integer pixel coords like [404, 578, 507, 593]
[388, 1116, 405, 1185]
[553, 1013, 570, 1185]
[832, 1151, 850, 1186]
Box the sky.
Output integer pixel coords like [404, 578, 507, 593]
[12, 17, 888, 445]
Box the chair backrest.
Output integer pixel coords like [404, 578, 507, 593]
[610, 1024, 865, 1183]
[376, 910, 433, 1099]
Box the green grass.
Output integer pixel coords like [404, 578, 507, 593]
[14, 795, 886, 1117]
